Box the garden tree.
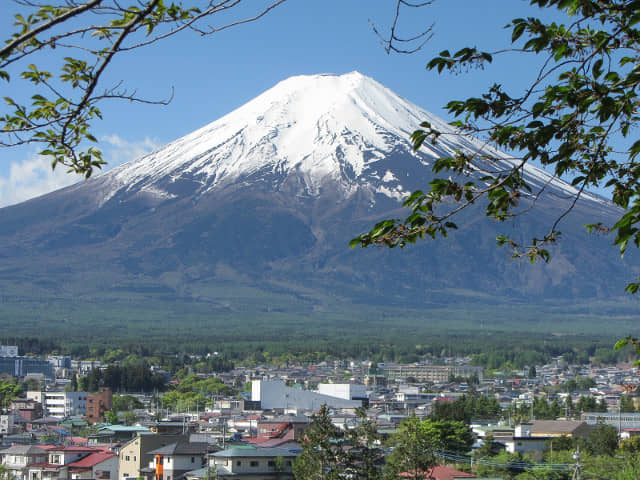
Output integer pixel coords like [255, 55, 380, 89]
[112, 394, 144, 412]
[586, 421, 619, 456]
[104, 410, 118, 424]
[1, 0, 287, 178]
[293, 404, 347, 480]
[383, 414, 437, 480]
[545, 435, 577, 454]
[620, 393, 636, 412]
[430, 393, 502, 423]
[565, 395, 575, 419]
[473, 451, 532, 480]
[353, 1, 640, 300]
[474, 434, 502, 458]
[620, 435, 640, 456]
[0, 380, 22, 409]
[343, 408, 384, 480]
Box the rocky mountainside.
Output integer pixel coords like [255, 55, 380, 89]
[0, 72, 632, 323]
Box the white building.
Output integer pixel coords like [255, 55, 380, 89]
[37, 391, 88, 418]
[0, 346, 18, 357]
[252, 380, 362, 411]
[317, 383, 366, 401]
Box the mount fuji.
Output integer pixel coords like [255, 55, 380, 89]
[0, 72, 632, 333]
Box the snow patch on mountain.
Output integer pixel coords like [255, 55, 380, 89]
[96, 71, 609, 208]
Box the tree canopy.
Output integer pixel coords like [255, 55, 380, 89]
[352, 1, 640, 295]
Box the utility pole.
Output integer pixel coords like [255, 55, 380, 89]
[572, 447, 581, 480]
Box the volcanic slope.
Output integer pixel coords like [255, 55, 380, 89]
[0, 71, 632, 335]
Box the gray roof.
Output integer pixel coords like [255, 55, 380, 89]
[0, 445, 48, 455]
[149, 441, 210, 456]
[212, 447, 298, 458]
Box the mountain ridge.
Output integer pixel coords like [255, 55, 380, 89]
[0, 71, 633, 336]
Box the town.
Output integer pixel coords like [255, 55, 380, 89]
[0, 345, 639, 479]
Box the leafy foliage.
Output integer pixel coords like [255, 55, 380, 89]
[1, 0, 286, 178]
[351, 1, 640, 292]
[383, 414, 437, 480]
[293, 405, 348, 480]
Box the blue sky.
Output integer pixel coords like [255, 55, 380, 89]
[0, 0, 564, 207]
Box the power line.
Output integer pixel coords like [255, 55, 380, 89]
[434, 449, 577, 472]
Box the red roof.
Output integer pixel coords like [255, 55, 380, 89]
[67, 451, 116, 469]
[48, 446, 100, 453]
[400, 466, 475, 480]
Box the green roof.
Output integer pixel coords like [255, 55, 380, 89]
[99, 425, 150, 433]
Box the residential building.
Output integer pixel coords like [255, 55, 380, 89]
[10, 398, 43, 421]
[145, 441, 210, 480]
[38, 391, 87, 418]
[68, 450, 118, 480]
[118, 434, 188, 480]
[204, 447, 298, 480]
[86, 388, 112, 425]
[0, 445, 49, 480]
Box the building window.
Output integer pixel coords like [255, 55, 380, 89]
[133, 456, 136, 462]
[287, 461, 292, 466]
[250, 461, 258, 467]
[191, 457, 195, 463]
[236, 461, 241, 467]
[125, 456, 130, 461]
[268, 461, 276, 467]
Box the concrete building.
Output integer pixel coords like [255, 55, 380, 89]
[317, 383, 367, 401]
[582, 411, 640, 429]
[86, 388, 112, 424]
[0, 357, 53, 379]
[251, 380, 362, 411]
[381, 364, 484, 383]
[37, 391, 88, 418]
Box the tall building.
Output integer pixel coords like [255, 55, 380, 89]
[86, 388, 113, 424]
[31, 390, 88, 418]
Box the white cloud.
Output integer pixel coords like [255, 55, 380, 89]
[0, 135, 159, 208]
[0, 155, 81, 208]
[101, 134, 159, 167]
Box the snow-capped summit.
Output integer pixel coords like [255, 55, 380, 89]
[102, 71, 433, 202]
[95, 71, 604, 208]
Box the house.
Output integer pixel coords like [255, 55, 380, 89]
[26, 445, 104, 480]
[0, 445, 49, 480]
[89, 425, 150, 445]
[529, 420, 593, 438]
[144, 441, 211, 480]
[255, 416, 310, 442]
[199, 446, 299, 480]
[68, 450, 118, 480]
[118, 434, 188, 480]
